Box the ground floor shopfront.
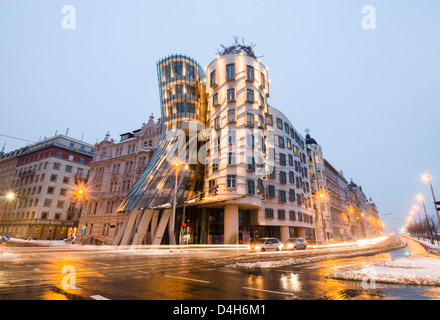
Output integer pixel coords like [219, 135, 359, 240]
[179, 206, 315, 245]
[0, 220, 78, 241]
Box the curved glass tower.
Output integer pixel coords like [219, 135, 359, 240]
[114, 55, 206, 246]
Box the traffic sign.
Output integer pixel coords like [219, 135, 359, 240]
[80, 229, 86, 234]
[2, 235, 10, 242]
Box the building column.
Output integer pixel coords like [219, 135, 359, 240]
[224, 205, 239, 245]
[297, 227, 306, 238]
[280, 226, 290, 242]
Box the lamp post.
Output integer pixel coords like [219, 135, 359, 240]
[171, 161, 181, 246]
[417, 194, 435, 245]
[423, 175, 440, 236]
[73, 187, 87, 244]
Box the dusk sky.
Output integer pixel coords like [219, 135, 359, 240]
[1, 0, 439, 234]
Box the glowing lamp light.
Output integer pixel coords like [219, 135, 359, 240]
[6, 192, 15, 200]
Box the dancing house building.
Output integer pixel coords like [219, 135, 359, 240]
[113, 44, 316, 246]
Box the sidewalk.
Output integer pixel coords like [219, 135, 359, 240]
[409, 236, 440, 255]
[326, 237, 440, 287]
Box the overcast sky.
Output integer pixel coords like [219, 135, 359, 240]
[1, 0, 439, 234]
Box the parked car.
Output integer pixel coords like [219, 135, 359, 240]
[283, 238, 307, 250]
[248, 238, 283, 252]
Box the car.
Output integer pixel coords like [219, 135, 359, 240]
[283, 238, 307, 250]
[248, 238, 283, 252]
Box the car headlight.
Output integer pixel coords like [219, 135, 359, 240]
[279, 243, 284, 248]
[255, 246, 260, 250]
[287, 244, 294, 249]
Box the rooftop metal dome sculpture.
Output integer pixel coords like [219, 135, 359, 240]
[217, 37, 263, 59]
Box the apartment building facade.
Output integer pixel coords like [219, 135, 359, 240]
[0, 135, 93, 240]
[77, 115, 161, 244]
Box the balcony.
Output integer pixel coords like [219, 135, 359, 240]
[18, 169, 36, 178]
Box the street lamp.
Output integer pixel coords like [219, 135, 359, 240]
[171, 161, 181, 246]
[6, 192, 15, 201]
[417, 194, 435, 245]
[423, 175, 440, 236]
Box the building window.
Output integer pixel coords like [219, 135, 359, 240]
[279, 190, 286, 203]
[228, 109, 235, 123]
[226, 64, 235, 79]
[247, 65, 254, 81]
[214, 117, 220, 130]
[285, 123, 290, 134]
[50, 174, 58, 182]
[289, 171, 295, 184]
[266, 114, 273, 126]
[260, 72, 266, 88]
[265, 208, 274, 219]
[267, 185, 275, 198]
[228, 130, 236, 144]
[47, 186, 55, 194]
[173, 61, 183, 76]
[227, 88, 235, 101]
[210, 70, 216, 87]
[65, 165, 72, 173]
[257, 178, 264, 194]
[43, 199, 52, 207]
[277, 118, 283, 129]
[280, 171, 287, 184]
[260, 95, 265, 108]
[278, 209, 285, 220]
[288, 154, 294, 167]
[213, 93, 219, 106]
[269, 168, 276, 179]
[246, 156, 255, 171]
[279, 136, 285, 149]
[227, 175, 237, 188]
[246, 113, 254, 127]
[246, 89, 254, 103]
[280, 153, 286, 166]
[286, 138, 292, 150]
[246, 134, 254, 149]
[247, 179, 255, 195]
[258, 115, 264, 128]
[289, 210, 296, 221]
[212, 157, 219, 172]
[53, 162, 61, 170]
[228, 152, 236, 165]
[289, 189, 296, 201]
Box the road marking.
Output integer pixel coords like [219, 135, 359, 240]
[243, 287, 296, 297]
[164, 275, 210, 284]
[96, 262, 111, 267]
[137, 271, 149, 274]
[306, 265, 328, 270]
[90, 295, 110, 300]
[276, 269, 303, 274]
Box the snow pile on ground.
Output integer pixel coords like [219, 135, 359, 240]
[326, 256, 440, 286]
[0, 252, 16, 261]
[228, 248, 399, 270]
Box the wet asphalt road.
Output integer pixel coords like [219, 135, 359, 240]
[0, 237, 439, 300]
